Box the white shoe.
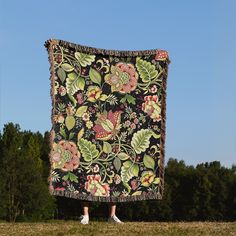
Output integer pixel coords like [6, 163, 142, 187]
[107, 214, 124, 224]
[79, 214, 89, 224]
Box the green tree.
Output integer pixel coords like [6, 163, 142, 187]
[0, 123, 24, 221]
[0, 122, 56, 222]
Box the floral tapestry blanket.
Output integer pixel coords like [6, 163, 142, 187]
[44, 39, 170, 202]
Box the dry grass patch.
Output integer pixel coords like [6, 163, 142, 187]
[0, 220, 235, 236]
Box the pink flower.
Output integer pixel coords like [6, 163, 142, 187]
[85, 174, 110, 197]
[76, 93, 84, 104]
[59, 86, 66, 96]
[125, 120, 131, 127]
[141, 95, 161, 122]
[131, 179, 138, 190]
[104, 62, 138, 93]
[150, 85, 158, 93]
[130, 123, 136, 129]
[50, 140, 80, 171]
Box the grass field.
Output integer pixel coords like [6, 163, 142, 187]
[0, 220, 235, 236]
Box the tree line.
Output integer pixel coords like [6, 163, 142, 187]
[0, 122, 235, 222]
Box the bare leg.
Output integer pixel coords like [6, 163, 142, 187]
[107, 202, 123, 223]
[108, 202, 116, 217]
[81, 201, 89, 215]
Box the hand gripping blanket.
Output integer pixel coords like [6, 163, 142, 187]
[44, 39, 170, 202]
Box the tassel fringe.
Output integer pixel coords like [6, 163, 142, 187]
[49, 189, 163, 202]
[44, 38, 171, 63]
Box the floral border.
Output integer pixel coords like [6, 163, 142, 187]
[44, 38, 170, 202]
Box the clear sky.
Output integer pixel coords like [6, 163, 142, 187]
[0, 0, 235, 168]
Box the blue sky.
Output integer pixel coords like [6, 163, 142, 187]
[0, 0, 235, 167]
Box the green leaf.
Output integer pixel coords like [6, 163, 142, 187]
[117, 152, 130, 160]
[66, 72, 84, 95]
[103, 141, 112, 154]
[126, 94, 136, 104]
[120, 96, 127, 104]
[123, 160, 132, 168]
[153, 177, 160, 184]
[136, 57, 158, 82]
[89, 68, 101, 85]
[152, 131, 161, 139]
[120, 94, 136, 104]
[123, 182, 131, 193]
[77, 77, 85, 90]
[131, 129, 153, 154]
[75, 52, 96, 67]
[77, 128, 84, 140]
[62, 173, 69, 181]
[68, 132, 74, 140]
[77, 138, 99, 162]
[57, 67, 66, 83]
[99, 94, 108, 101]
[68, 94, 77, 107]
[69, 172, 79, 183]
[143, 154, 155, 170]
[113, 157, 121, 172]
[131, 164, 139, 176]
[75, 106, 88, 117]
[65, 116, 75, 131]
[121, 163, 134, 183]
[132, 191, 142, 196]
[61, 63, 74, 72]
[60, 127, 67, 139]
[63, 172, 78, 183]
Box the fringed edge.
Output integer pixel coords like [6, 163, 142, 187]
[44, 38, 169, 202]
[49, 189, 163, 202]
[44, 38, 171, 64]
[44, 39, 58, 197]
[159, 65, 169, 200]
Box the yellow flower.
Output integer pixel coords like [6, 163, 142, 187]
[86, 85, 102, 102]
[86, 120, 93, 129]
[140, 170, 156, 187]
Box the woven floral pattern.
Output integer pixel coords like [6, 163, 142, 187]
[44, 39, 170, 202]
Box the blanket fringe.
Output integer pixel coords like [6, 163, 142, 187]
[159, 65, 169, 199]
[49, 189, 163, 202]
[44, 38, 171, 64]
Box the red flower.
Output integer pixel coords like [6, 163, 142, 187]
[155, 50, 169, 61]
[93, 110, 122, 140]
